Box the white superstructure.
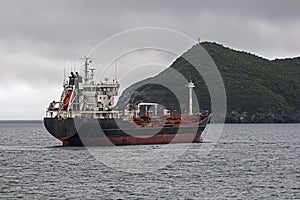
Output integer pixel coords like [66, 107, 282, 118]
[46, 57, 120, 119]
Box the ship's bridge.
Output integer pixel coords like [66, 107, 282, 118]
[45, 57, 121, 119]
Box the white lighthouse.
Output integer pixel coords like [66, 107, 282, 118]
[187, 80, 195, 115]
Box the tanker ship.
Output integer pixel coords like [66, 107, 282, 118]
[44, 57, 210, 146]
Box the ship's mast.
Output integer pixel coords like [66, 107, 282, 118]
[187, 80, 195, 115]
[114, 58, 117, 83]
[83, 57, 91, 84]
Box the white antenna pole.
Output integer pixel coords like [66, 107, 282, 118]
[71, 59, 73, 72]
[114, 57, 117, 82]
[72, 58, 75, 72]
[69, 60, 71, 75]
[64, 67, 66, 83]
[63, 59, 66, 83]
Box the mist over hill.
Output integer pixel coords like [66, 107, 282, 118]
[118, 42, 300, 123]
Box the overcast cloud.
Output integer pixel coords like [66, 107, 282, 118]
[0, 0, 299, 119]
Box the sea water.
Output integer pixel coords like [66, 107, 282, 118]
[0, 122, 299, 199]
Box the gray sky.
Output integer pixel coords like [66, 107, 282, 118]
[0, 0, 299, 119]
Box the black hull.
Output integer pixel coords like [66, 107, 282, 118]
[44, 117, 208, 146]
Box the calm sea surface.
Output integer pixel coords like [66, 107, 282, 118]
[0, 122, 299, 199]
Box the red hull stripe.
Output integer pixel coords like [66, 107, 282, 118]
[61, 133, 202, 146]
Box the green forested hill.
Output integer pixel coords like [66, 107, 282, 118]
[118, 42, 300, 123]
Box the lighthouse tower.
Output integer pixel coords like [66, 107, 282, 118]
[187, 80, 195, 115]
